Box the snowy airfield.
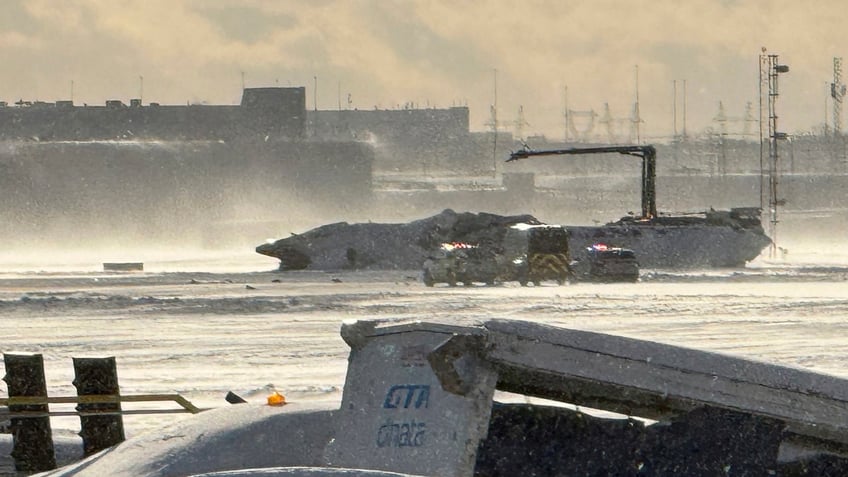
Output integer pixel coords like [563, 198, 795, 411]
[2, 247, 848, 444]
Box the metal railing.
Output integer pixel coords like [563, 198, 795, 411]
[2, 353, 206, 472]
[1, 393, 204, 418]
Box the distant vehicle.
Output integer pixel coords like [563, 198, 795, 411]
[421, 242, 498, 287]
[422, 228, 641, 286]
[422, 224, 572, 287]
[572, 243, 640, 283]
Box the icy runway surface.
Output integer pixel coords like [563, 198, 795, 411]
[2, 250, 848, 437]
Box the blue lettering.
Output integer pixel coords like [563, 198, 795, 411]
[382, 384, 430, 409]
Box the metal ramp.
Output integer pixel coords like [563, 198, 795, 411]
[326, 318, 848, 476]
[483, 319, 848, 449]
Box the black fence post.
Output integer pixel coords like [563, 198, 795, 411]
[2, 353, 57, 472]
[73, 356, 125, 456]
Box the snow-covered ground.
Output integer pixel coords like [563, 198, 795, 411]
[2, 247, 848, 444]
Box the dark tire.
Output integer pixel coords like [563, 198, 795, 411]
[422, 271, 435, 287]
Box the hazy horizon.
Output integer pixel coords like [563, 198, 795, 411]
[1, 1, 846, 140]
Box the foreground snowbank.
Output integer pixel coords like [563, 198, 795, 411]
[35, 403, 337, 477]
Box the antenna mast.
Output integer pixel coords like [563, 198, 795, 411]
[682, 79, 687, 139]
[563, 86, 569, 142]
[483, 69, 499, 176]
[760, 50, 790, 259]
[493, 68, 498, 135]
[832, 57, 845, 136]
[633, 65, 641, 144]
[759, 50, 767, 212]
[672, 80, 677, 138]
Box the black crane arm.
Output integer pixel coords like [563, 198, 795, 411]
[506, 144, 657, 220]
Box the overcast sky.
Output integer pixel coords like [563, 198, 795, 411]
[1, 0, 844, 140]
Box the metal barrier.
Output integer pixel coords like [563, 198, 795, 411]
[1, 394, 203, 417]
[2, 353, 203, 472]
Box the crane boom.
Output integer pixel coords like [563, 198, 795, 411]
[507, 144, 657, 220]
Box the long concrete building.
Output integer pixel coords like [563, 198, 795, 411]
[0, 87, 307, 141]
